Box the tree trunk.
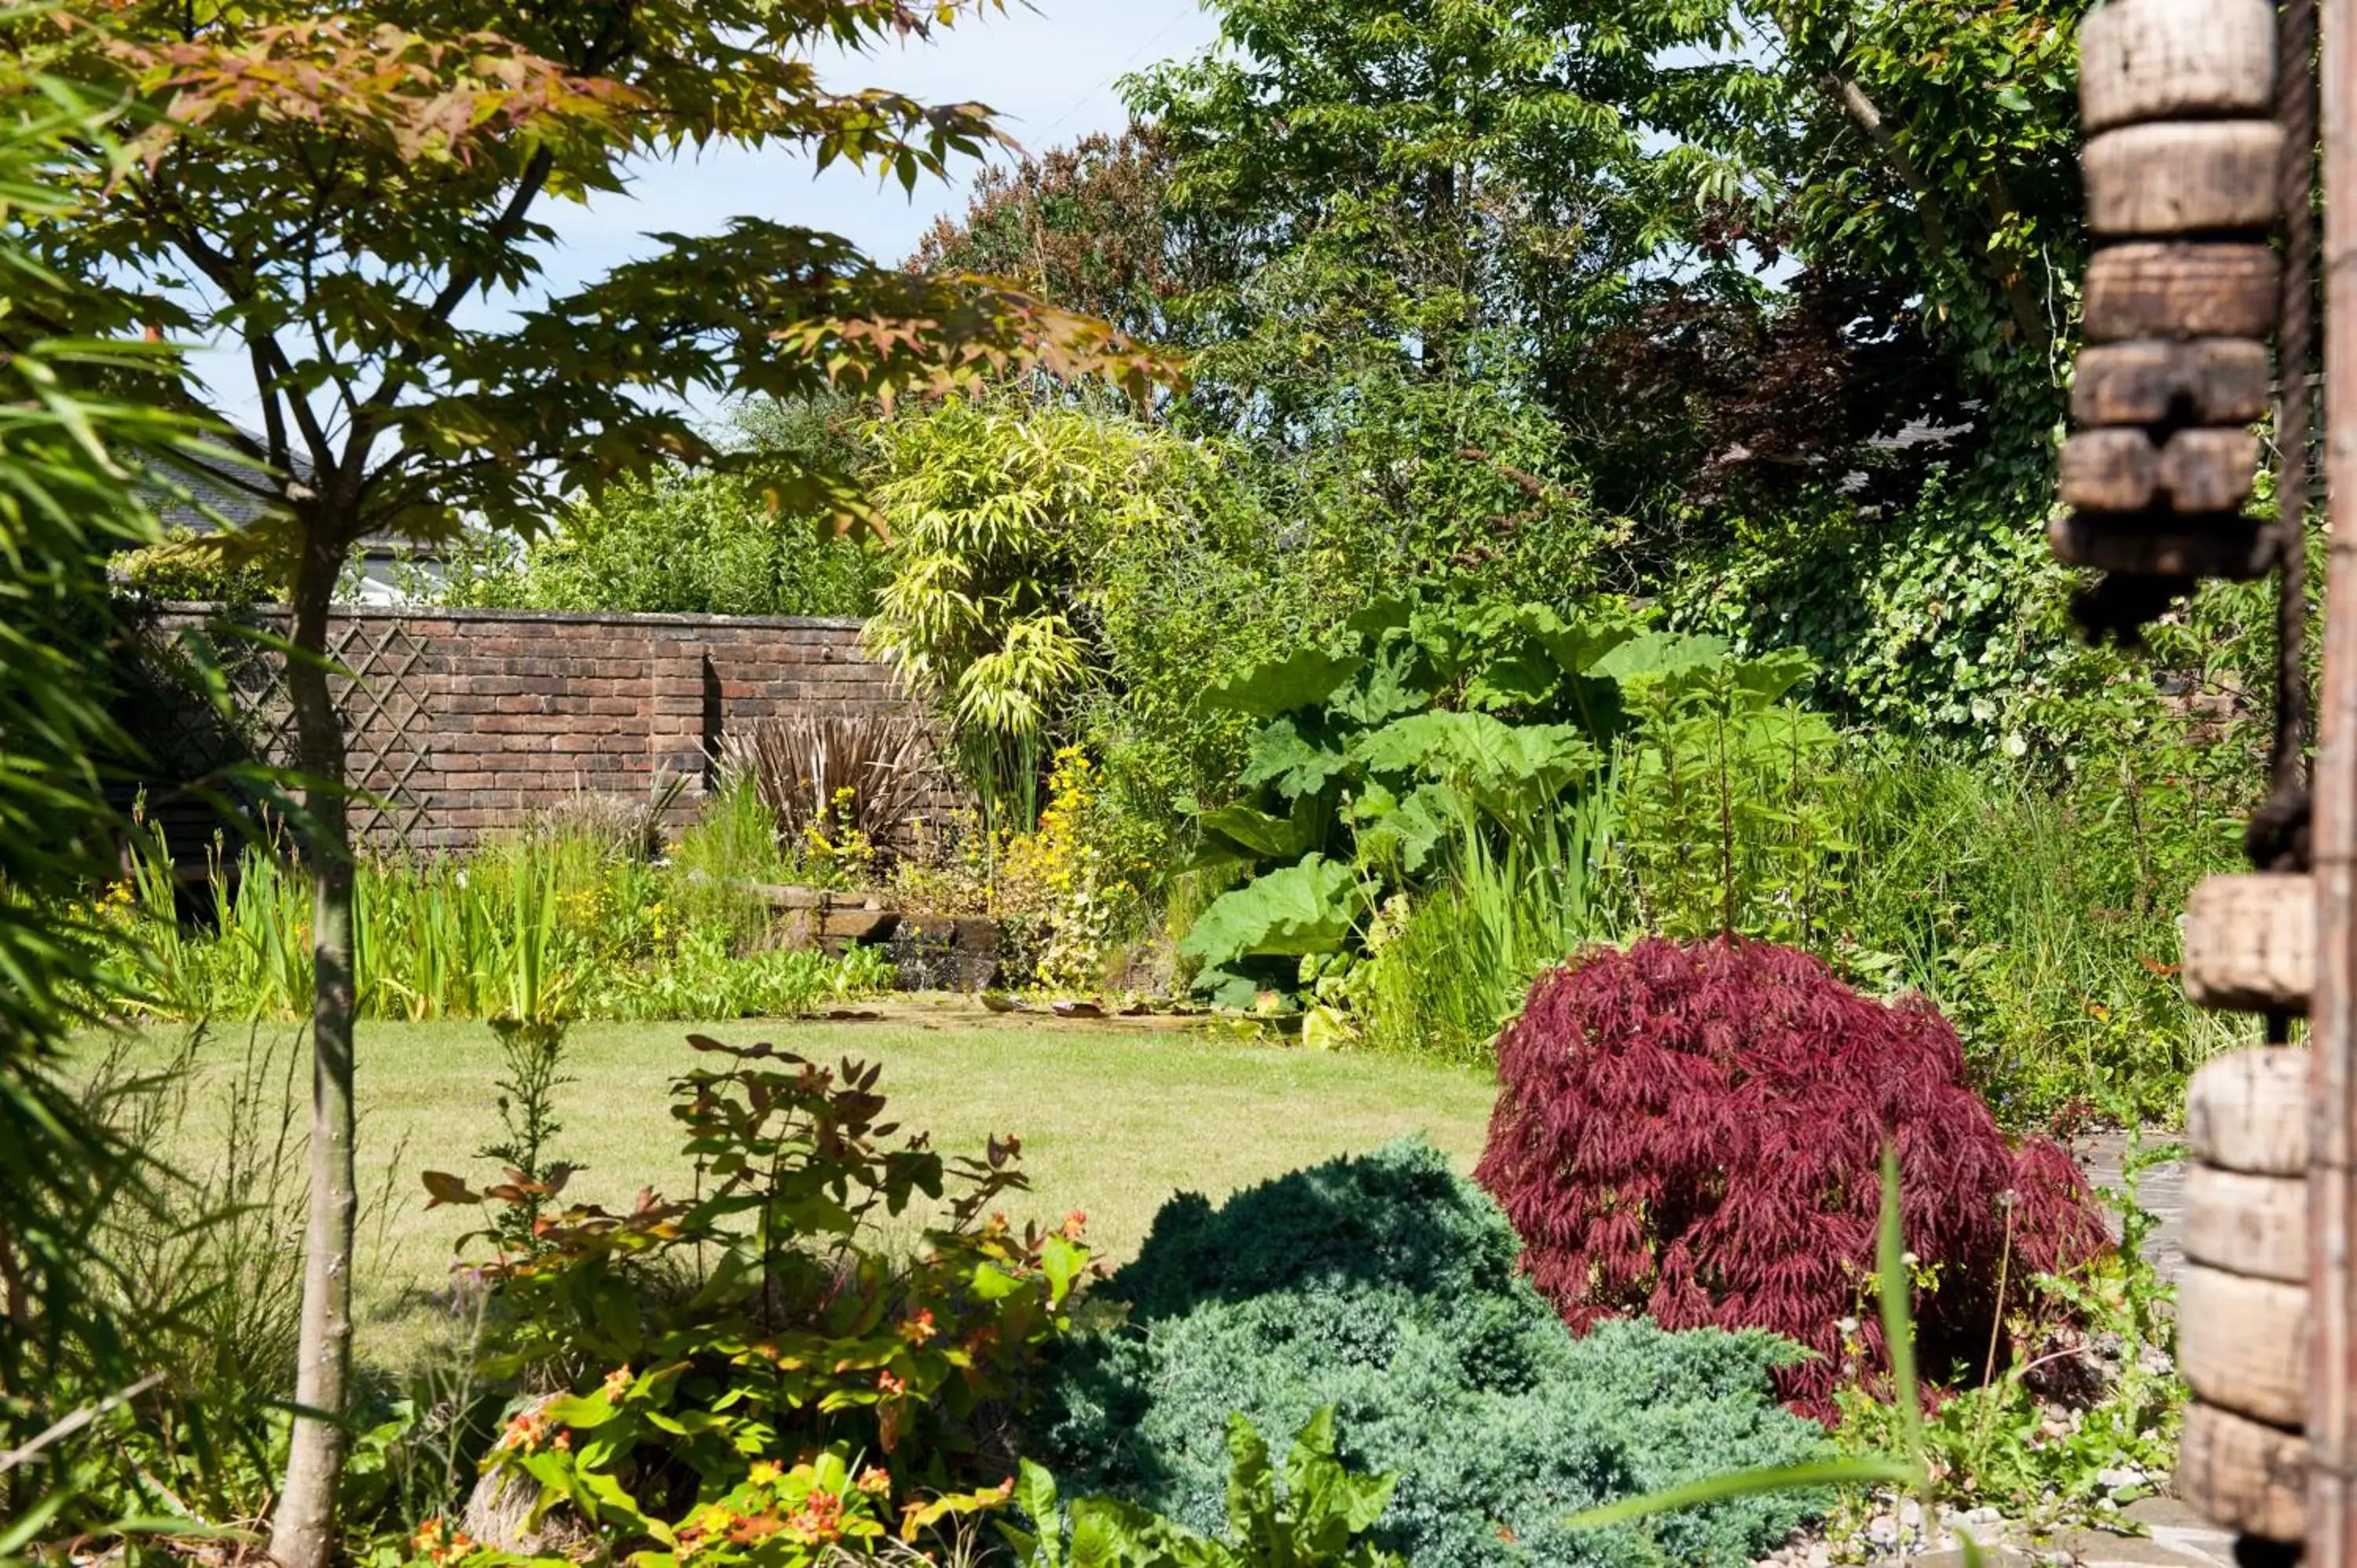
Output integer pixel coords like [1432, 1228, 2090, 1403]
[269, 530, 357, 1568]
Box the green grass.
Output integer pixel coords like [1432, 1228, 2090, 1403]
[87, 1009, 1498, 1372]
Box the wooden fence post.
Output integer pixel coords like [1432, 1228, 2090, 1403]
[2316, 0, 2357, 1558]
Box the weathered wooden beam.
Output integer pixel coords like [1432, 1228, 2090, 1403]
[2072, 338, 2275, 427]
[2181, 1266, 2309, 1427]
[2190, 1047, 2314, 1173]
[2187, 1165, 2309, 1281]
[2059, 427, 2263, 515]
[2085, 121, 2286, 236]
[2047, 513, 2272, 580]
[2084, 243, 2283, 342]
[2180, 1401, 2309, 1541]
[2183, 874, 2316, 1012]
[2080, 0, 2276, 134]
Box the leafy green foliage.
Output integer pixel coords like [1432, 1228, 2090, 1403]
[1180, 600, 1835, 1007]
[861, 391, 1212, 811]
[1032, 1140, 1829, 1568]
[93, 818, 893, 1024]
[423, 1036, 1093, 1561]
[433, 401, 884, 621]
[1815, 744, 2258, 1128]
[1006, 1410, 1405, 1568]
[0, 57, 252, 1538]
[1608, 640, 1846, 944]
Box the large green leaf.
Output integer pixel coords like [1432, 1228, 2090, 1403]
[1205, 647, 1366, 719]
[1351, 712, 1594, 793]
[1345, 780, 1455, 877]
[1178, 855, 1371, 969]
[1328, 636, 1439, 726]
[1733, 646, 1817, 705]
[1197, 800, 1319, 861]
[1587, 630, 1731, 686]
[1239, 716, 1356, 800]
[1285, 1408, 1398, 1547]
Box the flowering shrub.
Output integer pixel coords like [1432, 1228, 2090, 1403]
[990, 749, 1142, 994]
[420, 1035, 1093, 1563]
[1476, 938, 2110, 1416]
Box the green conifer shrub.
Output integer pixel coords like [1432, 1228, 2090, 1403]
[1031, 1141, 1828, 1568]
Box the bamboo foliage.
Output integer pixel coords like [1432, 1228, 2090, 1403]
[860, 394, 1190, 815]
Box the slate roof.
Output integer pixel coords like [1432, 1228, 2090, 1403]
[147, 438, 290, 533]
[143, 436, 436, 557]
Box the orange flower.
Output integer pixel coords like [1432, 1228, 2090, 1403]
[497, 1409, 549, 1453]
[878, 1369, 908, 1396]
[411, 1518, 475, 1566]
[785, 1489, 845, 1544]
[1060, 1210, 1089, 1240]
[601, 1365, 632, 1399]
[856, 1465, 892, 1496]
[898, 1309, 937, 1346]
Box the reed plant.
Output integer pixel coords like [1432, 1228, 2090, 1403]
[104, 802, 894, 1025]
[1357, 788, 1624, 1064]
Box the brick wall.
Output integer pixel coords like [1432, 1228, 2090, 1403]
[146, 603, 938, 850]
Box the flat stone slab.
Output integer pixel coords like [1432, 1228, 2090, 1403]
[2068, 1131, 2187, 1288]
[2111, 1497, 2240, 1568]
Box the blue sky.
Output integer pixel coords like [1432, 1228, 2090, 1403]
[534, 1, 1220, 291]
[197, 1, 1222, 429]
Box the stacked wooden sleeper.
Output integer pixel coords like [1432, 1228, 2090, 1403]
[2058, 0, 2279, 580]
[2176, 1046, 2310, 1544]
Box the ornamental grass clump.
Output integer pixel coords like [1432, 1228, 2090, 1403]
[1477, 937, 2109, 1416]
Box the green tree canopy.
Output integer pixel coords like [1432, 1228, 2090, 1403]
[14, 5, 1178, 1559]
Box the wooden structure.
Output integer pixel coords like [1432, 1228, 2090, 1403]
[2178, 1050, 2312, 1541]
[2059, 0, 2282, 581]
[2059, 0, 2357, 1560]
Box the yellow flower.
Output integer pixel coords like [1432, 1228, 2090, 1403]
[749, 1460, 785, 1486]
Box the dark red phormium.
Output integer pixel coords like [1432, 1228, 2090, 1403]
[1475, 937, 2108, 1417]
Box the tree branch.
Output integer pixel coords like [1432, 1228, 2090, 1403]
[343, 142, 559, 497]
[1819, 71, 1955, 262]
[1818, 71, 2047, 346]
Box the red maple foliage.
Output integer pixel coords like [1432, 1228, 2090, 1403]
[1475, 938, 2109, 1416]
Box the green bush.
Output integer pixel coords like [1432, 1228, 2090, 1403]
[433, 400, 883, 621]
[1817, 745, 2256, 1127]
[1009, 1409, 1405, 1568]
[1032, 1141, 1828, 1568]
[424, 1037, 1091, 1563]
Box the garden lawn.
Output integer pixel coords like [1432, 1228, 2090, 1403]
[90, 1008, 1498, 1372]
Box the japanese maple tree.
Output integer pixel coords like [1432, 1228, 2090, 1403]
[1478, 938, 2109, 1418]
[15, 5, 1172, 1563]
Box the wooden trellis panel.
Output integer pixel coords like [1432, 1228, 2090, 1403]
[243, 618, 437, 849]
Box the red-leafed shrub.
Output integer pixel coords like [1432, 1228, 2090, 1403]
[1475, 937, 2108, 1416]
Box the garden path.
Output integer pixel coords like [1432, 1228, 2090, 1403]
[1773, 1138, 2223, 1567]
[2068, 1130, 2187, 1286]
